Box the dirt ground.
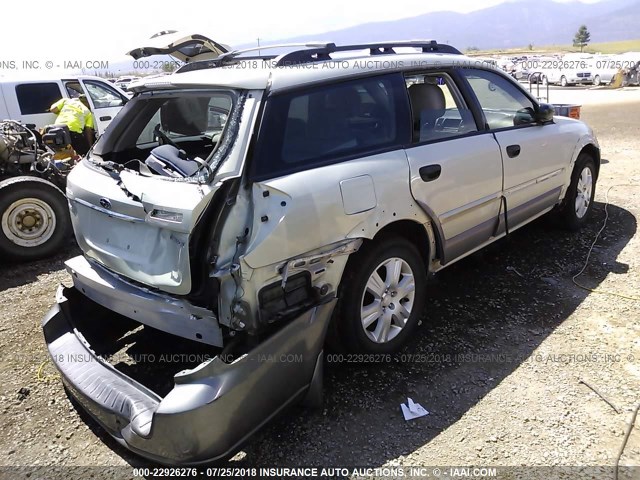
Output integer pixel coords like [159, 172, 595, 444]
[1, 90, 639, 480]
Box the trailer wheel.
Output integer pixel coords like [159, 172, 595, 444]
[0, 177, 71, 261]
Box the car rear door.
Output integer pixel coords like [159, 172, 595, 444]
[403, 71, 504, 265]
[246, 73, 416, 269]
[459, 68, 575, 230]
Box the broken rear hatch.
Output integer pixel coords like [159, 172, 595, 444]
[66, 86, 254, 297]
[127, 30, 230, 63]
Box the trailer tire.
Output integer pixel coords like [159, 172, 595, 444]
[0, 176, 71, 262]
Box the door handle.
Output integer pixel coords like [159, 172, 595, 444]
[419, 164, 441, 182]
[99, 116, 112, 121]
[506, 145, 521, 158]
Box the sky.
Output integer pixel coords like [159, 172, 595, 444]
[1, 0, 604, 63]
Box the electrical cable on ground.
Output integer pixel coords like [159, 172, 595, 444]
[572, 184, 640, 301]
[571, 184, 640, 480]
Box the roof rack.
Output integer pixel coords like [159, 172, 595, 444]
[177, 55, 276, 73]
[274, 41, 462, 67]
[176, 40, 461, 73]
[176, 42, 336, 73]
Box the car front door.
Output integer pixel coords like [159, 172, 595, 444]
[78, 79, 127, 135]
[403, 72, 504, 264]
[460, 68, 575, 230]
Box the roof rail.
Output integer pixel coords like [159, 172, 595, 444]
[176, 40, 461, 73]
[177, 55, 276, 73]
[218, 42, 336, 61]
[274, 40, 462, 67]
[176, 42, 335, 73]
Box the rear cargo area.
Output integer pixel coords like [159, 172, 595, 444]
[65, 288, 220, 397]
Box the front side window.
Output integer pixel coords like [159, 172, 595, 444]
[64, 81, 84, 98]
[461, 69, 537, 129]
[405, 73, 477, 143]
[252, 74, 410, 179]
[84, 81, 126, 109]
[15, 83, 63, 115]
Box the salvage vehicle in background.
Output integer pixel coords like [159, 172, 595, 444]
[114, 76, 141, 91]
[42, 39, 600, 465]
[0, 121, 76, 260]
[540, 64, 593, 86]
[0, 75, 129, 135]
[0, 76, 128, 261]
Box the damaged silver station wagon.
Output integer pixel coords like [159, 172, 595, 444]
[43, 38, 600, 464]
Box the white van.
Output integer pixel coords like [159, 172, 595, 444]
[0, 75, 129, 135]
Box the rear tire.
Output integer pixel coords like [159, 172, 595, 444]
[335, 235, 427, 353]
[557, 153, 597, 231]
[560, 76, 568, 87]
[0, 177, 71, 262]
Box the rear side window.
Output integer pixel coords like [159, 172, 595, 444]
[251, 73, 410, 179]
[15, 83, 63, 115]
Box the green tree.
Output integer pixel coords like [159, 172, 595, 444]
[573, 25, 591, 52]
[162, 61, 179, 73]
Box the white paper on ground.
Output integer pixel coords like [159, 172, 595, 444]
[401, 397, 429, 420]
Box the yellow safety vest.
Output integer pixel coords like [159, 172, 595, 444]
[50, 98, 95, 134]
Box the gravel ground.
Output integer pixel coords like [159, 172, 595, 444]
[0, 92, 639, 480]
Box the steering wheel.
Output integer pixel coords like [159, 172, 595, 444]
[153, 124, 180, 149]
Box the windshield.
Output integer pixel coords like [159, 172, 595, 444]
[92, 89, 243, 181]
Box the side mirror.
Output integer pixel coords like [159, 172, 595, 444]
[513, 107, 536, 126]
[535, 103, 555, 123]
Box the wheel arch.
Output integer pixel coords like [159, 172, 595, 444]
[579, 143, 601, 178]
[350, 219, 441, 274]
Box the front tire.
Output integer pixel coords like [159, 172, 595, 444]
[558, 154, 597, 230]
[593, 75, 601, 86]
[0, 177, 71, 262]
[336, 235, 427, 353]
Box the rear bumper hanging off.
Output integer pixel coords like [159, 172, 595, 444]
[42, 285, 335, 465]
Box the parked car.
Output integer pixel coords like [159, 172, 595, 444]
[0, 75, 129, 135]
[114, 76, 140, 91]
[587, 55, 620, 86]
[43, 39, 600, 465]
[539, 63, 593, 87]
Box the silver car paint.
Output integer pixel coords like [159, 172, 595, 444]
[43, 285, 335, 464]
[44, 51, 601, 464]
[66, 92, 263, 297]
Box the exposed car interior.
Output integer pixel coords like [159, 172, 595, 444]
[405, 74, 477, 142]
[91, 91, 234, 178]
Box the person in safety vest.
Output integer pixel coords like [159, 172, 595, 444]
[49, 95, 95, 155]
